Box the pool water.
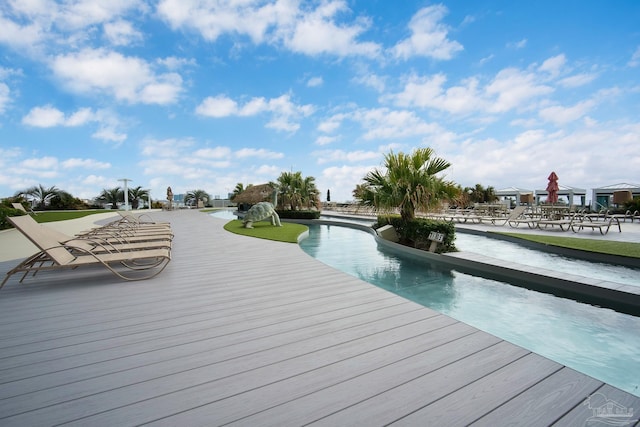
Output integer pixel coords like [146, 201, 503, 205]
[456, 233, 639, 287]
[299, 223, 640, 397]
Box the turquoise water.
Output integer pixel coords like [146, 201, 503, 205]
[299, 223, 640, 397]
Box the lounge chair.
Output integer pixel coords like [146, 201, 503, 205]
[1, 216, 171, 289]
[571, 215, 621, 235]
[10, 215, 172, 253]
[490, 205, 527, 226]
[11, 203, 36, 215]
[536, 212, 577, 231]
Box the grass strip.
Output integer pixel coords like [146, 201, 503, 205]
[30, 210, 113, 223]
[224, 220, 308, 243]
[497, 232, 640, 258]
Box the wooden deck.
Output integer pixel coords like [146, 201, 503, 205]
[0, 210, 638, 426]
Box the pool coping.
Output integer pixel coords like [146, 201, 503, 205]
[292, 218, 640, 317]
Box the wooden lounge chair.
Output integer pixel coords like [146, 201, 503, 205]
[1, 216, 171, 289]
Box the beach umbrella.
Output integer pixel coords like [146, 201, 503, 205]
[546, 172, 559, 204]
[327, 189, 331, 202]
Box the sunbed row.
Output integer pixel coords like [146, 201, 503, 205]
[1, 212, 172, 290]
[424, 206, 628, 235]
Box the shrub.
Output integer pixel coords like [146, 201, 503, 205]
[624, 197, 640, 213]
[276, 209, 321, 220]
[0, 207, 26, 230]
[375, 215, 457, 253]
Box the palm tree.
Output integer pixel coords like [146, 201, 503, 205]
[185, 189, 210, 208]
[359, 148, 453, 222]
[276, 171, 303, 210]
[230, 183, 248, 201]
[128, 186, 150, 209]
[465, 184, 498, 204]
[20, 184, 60, 209]
[98, 187, 123, 209]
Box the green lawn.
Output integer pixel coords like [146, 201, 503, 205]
[28, 210, 114, 223]
[498, 232, 640, 258]
[223, 220, 308, 243]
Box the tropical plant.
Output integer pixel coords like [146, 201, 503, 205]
[230, 183, 249, 201]
[128, 186, 150, 209]
[18, 184, 60, 210]
[358, 148, 454, 222]
[465, 184, 498, 205]
[49, 191, 87, 210]
[185, 189, 210, 208]
[275, 171, 319, 210]
[97, 187, 123, 209]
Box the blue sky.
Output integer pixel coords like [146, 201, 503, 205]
[1, 1, 639, 204]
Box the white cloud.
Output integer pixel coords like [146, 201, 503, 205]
[307, 76, 323, 87]
[196, 93, 314, 133]
[157, 0, 286, 44]
[92, 127, 127, 143]
[0, 14, 45, 51]
[388, 73, 484, 114]
[22, 105, 67, 127]
[62, 158, 111, 170]
[235, 148, 284, 159]
[312, 149, 380, 165]
[558, 73, 597, 88]
[507, 39, 527, 49]
[538, 54, 566, 78]
[390, 5, 463, 60]
[0, 82, 11, 114]
[195, 95, 239, 117]
[317, 114, 345, 133]
[351, 108, 442, 140]
[628, 46, 640, 67]
[485, 68, 554, 113]
[318, 164, 376, 202]
[315, 135, 339, 146]
[157, 0, 380, 58]
[539, 100, 596, 125]
[50, 48, 183, 105]
[194, 147, 233, 159]
[103, 19, 143, 46]
[141, 137, 195, 157]
[21, 105, 127, 143]
[281, 1, 380, 57]
[352, 72, 386, 92]
[0, 0, 147, 53]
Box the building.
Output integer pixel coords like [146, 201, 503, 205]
[591, 183, 640, 210]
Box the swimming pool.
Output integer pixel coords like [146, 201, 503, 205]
[298, 223, 640, 397]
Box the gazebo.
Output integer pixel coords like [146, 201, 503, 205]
[233, 184, 275, 211]
[535, 185, 586, 207]
[495, 187, 534, 205]
[591, 183, 640, 210]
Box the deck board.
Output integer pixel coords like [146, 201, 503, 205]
[0, 210, 638, 426]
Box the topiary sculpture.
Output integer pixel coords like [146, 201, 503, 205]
[242, 201, 281, 228]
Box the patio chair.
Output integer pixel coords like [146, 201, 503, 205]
[1, 216, 171, 289]
[10, 214, 172, 253]
[570, 215, 622, 235]
[490, 205, 527, 226]
[11, 203, 36, 215]
[116, 211, 170, 226]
